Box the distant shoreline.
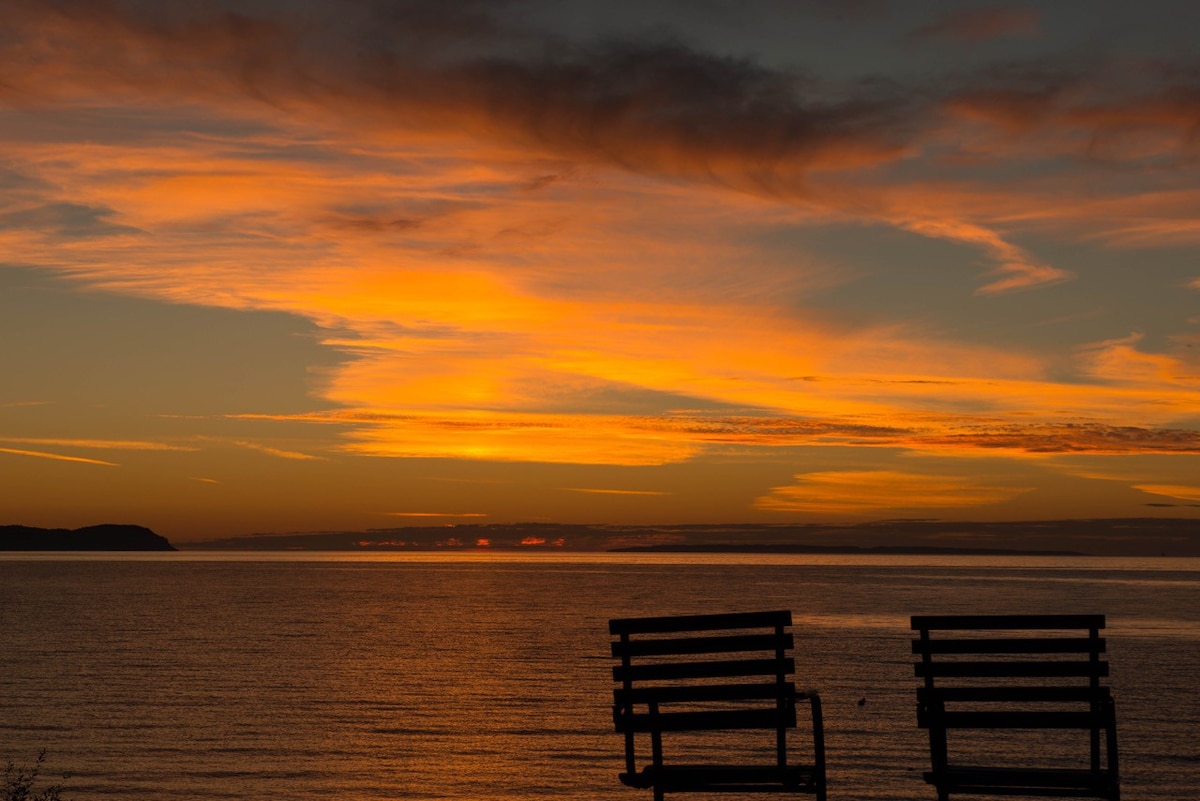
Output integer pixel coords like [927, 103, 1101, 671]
[609, 543, 1089, 556]
[178, 518, 1197, 556]
[5, 517, 1198, 556]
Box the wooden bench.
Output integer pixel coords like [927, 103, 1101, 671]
[911, 614, 1119, 800]
[610, 610, 826, 801]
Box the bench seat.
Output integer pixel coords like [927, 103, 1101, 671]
[911, 614, 1119, 801]
[924, 766, 1118, 796]
[621, 764, 824, 794]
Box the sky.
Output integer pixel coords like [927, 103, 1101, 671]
[1, 0, 1198, 544]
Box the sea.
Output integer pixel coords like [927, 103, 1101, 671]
[1, 552, 1197, 800]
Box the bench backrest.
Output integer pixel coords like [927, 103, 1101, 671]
[611, 610, 796, 773]
[912, 614, 1114, 773]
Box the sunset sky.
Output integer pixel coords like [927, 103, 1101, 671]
[2, 0, 1198, 543]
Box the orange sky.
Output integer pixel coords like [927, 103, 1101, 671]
[1, 1, 1198, 542]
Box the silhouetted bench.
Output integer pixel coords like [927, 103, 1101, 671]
[610, 610, 826, 800]
[912, 614, 1119, 800]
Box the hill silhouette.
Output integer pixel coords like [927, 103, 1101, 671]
[0, 524, 176, 551]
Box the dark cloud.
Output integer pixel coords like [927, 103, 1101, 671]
[0, 165, 44, 190]
[660, 416, 1200, 455]
[946, 55, 1200, 129]
[926, 423, 1200, 454]
[0, 202, 140, 239]
[0, 0, 917, 184]
[443, 38, 915, 183]
[334, 410, 1200, 455]
[2, 1, 1198, 208]
[939, 60, 1082, 130]
[317, 214, 424, 234]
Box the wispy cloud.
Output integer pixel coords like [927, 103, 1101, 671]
[1135, 484, 1200, 503]
[384, 512, 488, 518]
[900, 217, 1071, 294]
[233, 441, 325, 461]
[560, 487, 670, 496]
[755, 470, 1031, 515]
[0, 437, 193, 451]
[1077, 333, 1194, 387]
[0, 446, 117, 466]
[228, 407, 1200, 466]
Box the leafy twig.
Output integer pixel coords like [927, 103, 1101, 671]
[2, 750, 67, 801]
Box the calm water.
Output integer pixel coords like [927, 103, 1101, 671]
[1, 552, 1198, 800]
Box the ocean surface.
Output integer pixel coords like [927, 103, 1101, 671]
[1, 552, 1198, 800]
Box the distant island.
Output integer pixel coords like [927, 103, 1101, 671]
[0, 524, 176, 551]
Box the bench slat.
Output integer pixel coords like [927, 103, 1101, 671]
[919, 710, 1107, 730]
[613, 632, 792, 658]
[912, 614, 1105, 631]
[615, 657, 793, 683]
[915, 660, 1108, 678]
[913, 637, 1104, 655]
[615, 707, 797, 733]
[918, 686, 1111, 703]
[615, 681, 792, 706]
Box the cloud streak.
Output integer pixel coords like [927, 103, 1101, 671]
[234, 441, 325, 461]
[0, 446, 118, 466]
[561, 487, 670, 496]
[0, 437, 194, 451]
[227, 408, 1200, 466]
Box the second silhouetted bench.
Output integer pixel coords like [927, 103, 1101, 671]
[912, 614, 1119, 800]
